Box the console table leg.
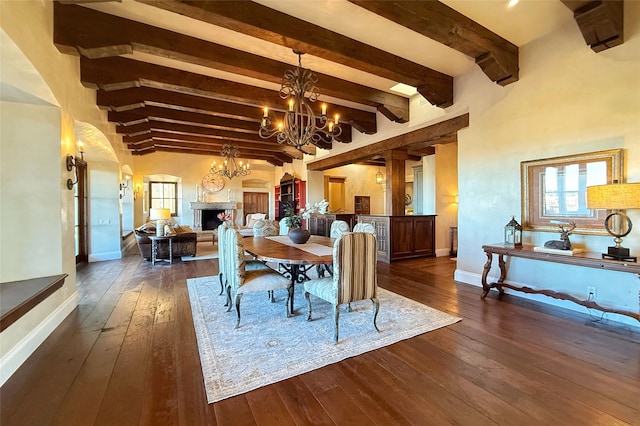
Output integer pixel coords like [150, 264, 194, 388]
[496, 254, 507, 294]
[481, 251, 493, 299]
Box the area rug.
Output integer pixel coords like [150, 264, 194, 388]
[181, 242, 218, 261]
[186, 275, 461, 403]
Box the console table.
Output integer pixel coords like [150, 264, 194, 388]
[481, 243, 640, 322]
[150, 235, 176, 265]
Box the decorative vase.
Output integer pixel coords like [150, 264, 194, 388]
[288, 228, 311, 244]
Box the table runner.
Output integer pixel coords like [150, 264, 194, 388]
[266, 235, 333, 256]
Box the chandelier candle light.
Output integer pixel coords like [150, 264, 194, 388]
[210, 144, 250, 180]
[259, 51, 342, 149]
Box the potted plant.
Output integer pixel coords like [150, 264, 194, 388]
[283, 199, 329, 244]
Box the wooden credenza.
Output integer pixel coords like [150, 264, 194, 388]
[357, 215, 436, 263]
[308, 213, 356, 237]
[482, 243, 640, 322]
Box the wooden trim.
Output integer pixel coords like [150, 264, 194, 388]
[307, 114, 469, 171]
[0, 274, 68, 332]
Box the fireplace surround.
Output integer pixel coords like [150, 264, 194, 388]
[190, 202, 237, 232]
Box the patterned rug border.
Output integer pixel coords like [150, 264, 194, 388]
[186, 275, 461, 403]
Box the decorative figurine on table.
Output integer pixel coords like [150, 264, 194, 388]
[544, 221, 576, 250]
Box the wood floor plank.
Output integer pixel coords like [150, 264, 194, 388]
[2, 253, 638, 425]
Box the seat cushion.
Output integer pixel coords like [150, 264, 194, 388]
[237, 269, 290, 294]
[246, 260, 271, 271]
[304, 277, 336, 303]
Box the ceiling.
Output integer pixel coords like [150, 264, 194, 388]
[50, 0, 605, 166]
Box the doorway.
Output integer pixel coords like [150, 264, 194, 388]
[74, 160, 88, 264]
[243, 192, 269, 224]
[324, 176, 346, 213]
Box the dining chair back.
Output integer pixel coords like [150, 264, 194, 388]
[353, 222, 375, 234]
[329, 220, 350, 238]
[304, 232, 380, 343]
[279, 218, 291, 235]
[217, 223, 228, 295]
[225, 228, 292, 328]
[253, 219, 279, 236]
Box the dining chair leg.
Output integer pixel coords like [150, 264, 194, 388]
[226, 286, 232, 311]
[286, 285, 293, 317]
[218, 272, 224, 295]
[234, 293, 243, 328]
[304, 291, 312, 321]
[333, 304, 340, 344]
[372, 297, 380, 332]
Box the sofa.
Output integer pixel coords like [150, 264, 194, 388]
[134, 222, 197, 260]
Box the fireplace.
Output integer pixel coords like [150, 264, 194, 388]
[190, 201, 238, 232]
[202, 210, 225, 231]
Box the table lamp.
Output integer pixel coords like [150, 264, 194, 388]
[586, 182, 640, 261]
[149, 208, 171, 236]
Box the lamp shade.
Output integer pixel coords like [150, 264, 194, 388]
[150, 208, 171, 220]
[586, 183, 640, 210]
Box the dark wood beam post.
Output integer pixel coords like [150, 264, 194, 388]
[384, 150, 408, 216]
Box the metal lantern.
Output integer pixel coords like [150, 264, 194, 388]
[504, 216, 522, 247]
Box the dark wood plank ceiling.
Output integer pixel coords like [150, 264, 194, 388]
[53, 0, 521, 165]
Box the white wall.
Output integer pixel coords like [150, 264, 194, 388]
[88, 161, 122, 261]
[454, 5, 640, 326]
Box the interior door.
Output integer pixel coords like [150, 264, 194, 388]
[243, 192, 269, 223]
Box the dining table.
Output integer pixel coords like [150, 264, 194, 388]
[242, 235, 334, 314]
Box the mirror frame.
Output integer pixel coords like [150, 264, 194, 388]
[521, 149, 623, 235]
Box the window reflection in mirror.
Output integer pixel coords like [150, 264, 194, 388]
[522, 149, 622, 235]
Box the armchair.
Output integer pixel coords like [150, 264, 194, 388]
[304, 232, 380, 344]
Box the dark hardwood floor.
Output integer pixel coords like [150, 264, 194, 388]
[2, 251, 639, 425]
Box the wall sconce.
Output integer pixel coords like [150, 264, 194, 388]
[134, 183, 141, 200]
[119, 175, 131, 198]
[375, 168, 384, 184]
[65, 140, 84, 190]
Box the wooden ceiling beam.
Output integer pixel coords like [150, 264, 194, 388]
[145, 145, 285, 166]
[307, 114, 469, 171]
[54, 3, 408, 122]
[96, 87, 262, 120]
[348, 1, 519, 86]
[140, 0, 453, 107]
[117, 120, 315, 157]
[561, 0, 624, 52]
[80, 56, 370, 137]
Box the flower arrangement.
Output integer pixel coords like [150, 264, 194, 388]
[283, 199, 329, 229]
[217, 212, 233, 225]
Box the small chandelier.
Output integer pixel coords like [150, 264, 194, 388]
[259, 51, 342, 149]
[210, 144, 250, 180]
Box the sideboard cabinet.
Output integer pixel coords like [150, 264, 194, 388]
[357, 215, 436, 263]
[308, 213, 356, 236]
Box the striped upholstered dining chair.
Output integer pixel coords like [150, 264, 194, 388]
[317, 220, 351, 277]
[224, 228, 292, 328]
[304, 232, 380, 344]
[217, 223, 272, 304]
[353, 222, 375, 234]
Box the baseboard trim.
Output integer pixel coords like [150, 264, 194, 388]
[0, 291, 78, 386]
[89, 250, 121, 262]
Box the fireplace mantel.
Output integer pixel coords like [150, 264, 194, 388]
[190, 202, 237, 210]
[190, 202, 238, 231]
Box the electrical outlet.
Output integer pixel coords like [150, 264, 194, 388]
[587, 286, 596, 298]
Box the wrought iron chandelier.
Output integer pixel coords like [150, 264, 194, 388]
[210, 144, 250, 180]
[259, 51, 342, 149]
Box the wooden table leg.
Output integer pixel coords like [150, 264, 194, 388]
[481, 251, 493, 299]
